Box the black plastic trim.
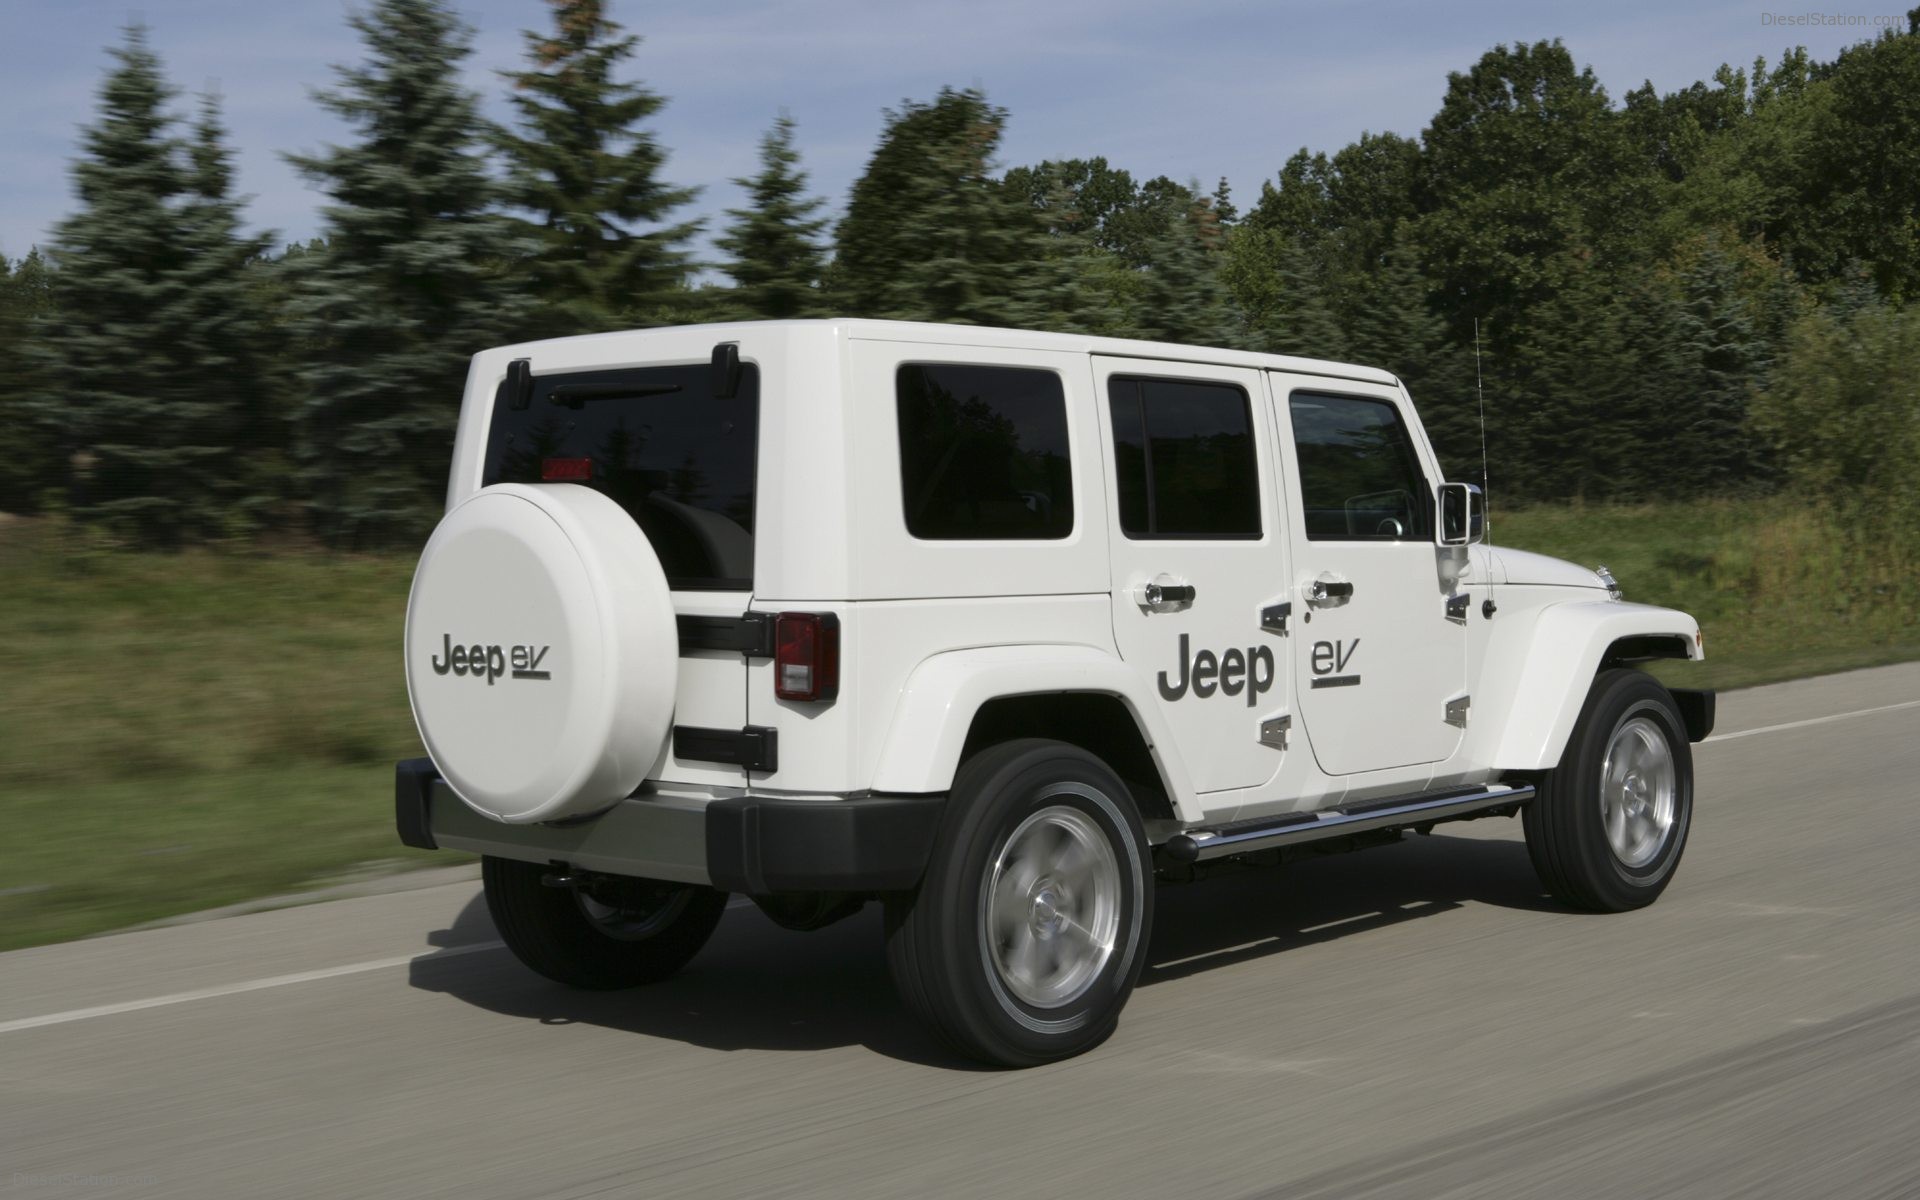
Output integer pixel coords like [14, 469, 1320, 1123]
[1670, 688, 1717, 742]
[395, 758, 439, 850]
[676, 613, 775, 657]
[706, 794, 947, 894]
[674, 725, 778, 773]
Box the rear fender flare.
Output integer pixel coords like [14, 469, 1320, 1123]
[867, 645, 1201, 822]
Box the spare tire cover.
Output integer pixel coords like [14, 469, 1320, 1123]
[405, 483, 677, 824]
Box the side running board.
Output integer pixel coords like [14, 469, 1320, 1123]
[1162, 783, 1536, 864]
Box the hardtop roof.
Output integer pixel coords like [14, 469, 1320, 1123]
[494, 318, 1402, 389]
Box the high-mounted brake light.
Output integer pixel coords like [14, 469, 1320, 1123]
[774, 612, 840, 703]
[541, 457, 593, 482]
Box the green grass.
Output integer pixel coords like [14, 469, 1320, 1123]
[0, 524, 443, 951]
[1, 498, 1915, 951]
[1497, 499, 1920, 690]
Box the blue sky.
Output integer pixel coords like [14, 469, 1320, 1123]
[0, 0, 1896, 264]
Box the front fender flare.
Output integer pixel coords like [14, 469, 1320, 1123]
[1486, 601, 1702, 771]
[867, 645, 1199, 821]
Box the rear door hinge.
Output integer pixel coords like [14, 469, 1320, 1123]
[1261, 601, 1292, 636]
[1444, 694, 1471, 728]
[1259, 713, 1292, 750]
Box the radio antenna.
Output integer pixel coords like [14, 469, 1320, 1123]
[1474, 317, 1491, 545]
[1474, 317, 1498, 618]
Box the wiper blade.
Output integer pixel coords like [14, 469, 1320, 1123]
[548, 383, 683, 409]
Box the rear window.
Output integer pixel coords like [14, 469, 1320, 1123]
[1107, 376, 1261, 539]
[896, 363, 1074, 540]
[482, 362, 758, 590]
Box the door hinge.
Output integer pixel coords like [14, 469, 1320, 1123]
[1445, 593, 1471, 623]
[1444, 695, 1471, 728]
[1259, 713, 1292, 750]
[677, 613, 775, 657]
[674, 725, 778, 773]
[1261, 601, 1292, 636]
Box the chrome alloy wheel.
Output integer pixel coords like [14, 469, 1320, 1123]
[574, 885, 693, 941]
[981, 803, 1123, 1009]
[1600, 715, 1677, 869]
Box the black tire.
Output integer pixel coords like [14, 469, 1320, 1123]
[1524, 669, 1694, 912]
[885, 739, 1153, 1068]
[482, 857, 728, 989]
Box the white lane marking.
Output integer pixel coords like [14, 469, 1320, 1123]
[1701, 699, 1920, 745]
[0, 940, 506, 1036]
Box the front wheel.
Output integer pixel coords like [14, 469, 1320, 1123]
[1524, 669, 1694, 912]
[482, 857, 728, 989]
[885, 739, 1153, 1067]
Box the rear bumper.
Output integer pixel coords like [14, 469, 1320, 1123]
[395, 758, 944, 895]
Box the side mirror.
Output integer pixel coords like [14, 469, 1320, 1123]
[1438, 482, 1484, 546]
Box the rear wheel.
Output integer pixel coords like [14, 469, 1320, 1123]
[885, 739, 1153, 1067]
[482, 857, 727, 989]
[1524, 669, 1693, 912]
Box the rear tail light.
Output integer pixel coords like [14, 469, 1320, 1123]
[774, 612, 839, 703]
[541, 456, 593, 482]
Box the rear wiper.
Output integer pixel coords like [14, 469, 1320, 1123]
[548, 383, 683, 410]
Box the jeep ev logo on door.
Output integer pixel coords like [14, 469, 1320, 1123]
[429, 633, 551, 684]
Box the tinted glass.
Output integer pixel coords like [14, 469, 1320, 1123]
[897, 364, 1074, 540]
[1108, 377, 1261, 538]
[482, 362, 758, 589]
[1288, 392, 1430, 541]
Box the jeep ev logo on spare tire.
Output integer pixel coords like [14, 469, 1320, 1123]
[427, 635, 552, 683]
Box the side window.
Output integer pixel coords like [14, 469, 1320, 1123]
[1107, 377, 1261, 539]
[1288, 392, 1431, 541]
[897, 363, 1074, 540]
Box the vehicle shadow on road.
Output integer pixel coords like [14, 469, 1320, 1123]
[409, 893, 982, 1068]
[1142, 830, 1559, 986]
[409, 830, 1557, 1068]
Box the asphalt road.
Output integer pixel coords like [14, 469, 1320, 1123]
[5, 663, 1919, 1199]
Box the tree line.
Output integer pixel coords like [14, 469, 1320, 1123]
[2, 0, 1917, 556]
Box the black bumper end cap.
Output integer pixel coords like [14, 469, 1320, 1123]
[706, 793, 945, 896]
[395, 757, 439, 850]
[1669, 688, 1717, 743]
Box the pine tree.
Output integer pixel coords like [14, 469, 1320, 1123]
[1224, 227, 1344, 358]
[831, 88, 1033, 325]
[174, 94, 280, 531]
[1011, 169, 1135, 336]
[286, 0, 528, 546]
[0, 250, 61, 512]
[1665, 237, 1772, 492]
[498, 0, 700, 334]
[1130, 192, 1240, 347]
[716, 114, 829, 319]
[38, 28, 275, 544]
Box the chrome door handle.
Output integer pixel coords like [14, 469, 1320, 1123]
[1306, 579, 1354, 604]
[1143, 581, 1196, 607]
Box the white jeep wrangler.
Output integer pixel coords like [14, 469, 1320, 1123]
[396, 319, 1712, 1066]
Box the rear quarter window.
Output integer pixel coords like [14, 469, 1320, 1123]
[896, 363, 1074, 540]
